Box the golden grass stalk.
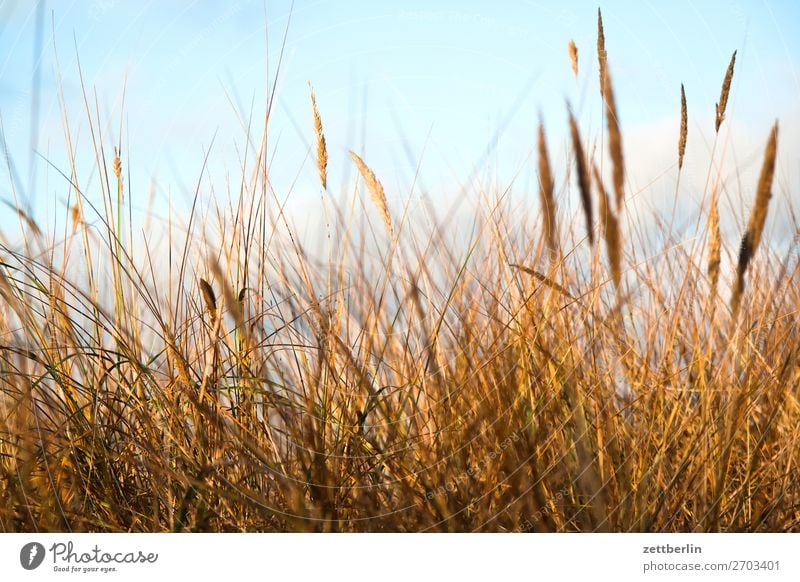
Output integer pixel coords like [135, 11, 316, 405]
[537, 120, 558, 258]
[707, 187, 721, 304]
[568, 107, 593, 247]
[597, 8, 607, 96]
[349, 150, 394, 237]
[678, 84, 687, 170]
[603, 66, 624, 209]
[568, 40, 579, 78]
[730, 122, 779, 318]
[593, 164, 621, 289]
[309, 83, 328, 190]
[715, 50, 736, 133]
[510, 263, 574, 299]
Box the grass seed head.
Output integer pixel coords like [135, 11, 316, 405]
[731, 121, 779, 318]
[569, 40, 579, 78]
[679, 83, 688, 170]
[715, 50, 736, 133]
[199, 278, 217, 323]
[594, 163, 621, 289]
[309, 83, 328, 190]
[568, 107, 594, 247]
[707, 188, 721, 304]
[113, 147, 122, 180]
[603, 66, 625, 209]
[349, 150, 394, 237]
[538, 120, 558, 258]
[597, 8, 607, 96]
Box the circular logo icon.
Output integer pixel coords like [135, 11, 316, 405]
[20, 542, 46, 570]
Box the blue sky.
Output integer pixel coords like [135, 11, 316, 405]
[1, 0, 798, 241]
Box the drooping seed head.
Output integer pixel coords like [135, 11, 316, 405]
[349, 151, 394, 237]
[309, 83, 328, 190]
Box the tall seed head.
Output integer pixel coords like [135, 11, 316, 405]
[707, 187, 721, 304]
[349, 151, 394, 237]
[568, 107, 594, 247]
[538, 120, 558, 259]
[597, 8, 607, 96]
[730, 121, 779, 318]
[309, 83, 328, 190]
[678, 84, 688, 170]
[594, 164, 621, 289]
[715, 50, 736, 133]
[603, 66, 624, 209]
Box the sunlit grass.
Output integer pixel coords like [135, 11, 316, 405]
[0, 10, 798, 533]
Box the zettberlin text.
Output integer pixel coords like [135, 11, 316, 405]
[643, 544, 702, 554]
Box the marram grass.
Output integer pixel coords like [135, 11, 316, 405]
[0, 13, 798, 534]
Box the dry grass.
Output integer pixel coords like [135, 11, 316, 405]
[568, 40, 579, 78]
[603, 66, 625, 209]
[309, 83, 328, 190]
[715, 50, 737, 133]
[0, 12, 797, 534]
[730, 122, 779, 319]
[597, 8, 607, 97]
[707, 186, 722, 305]
[537, 120, 558, 259]
[594, 164, 621, 290]
[199, 278, 218, 323]
[349, 150, 394, 237]
[678, 83, 688, 170]
[568, 107, 594, 247]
